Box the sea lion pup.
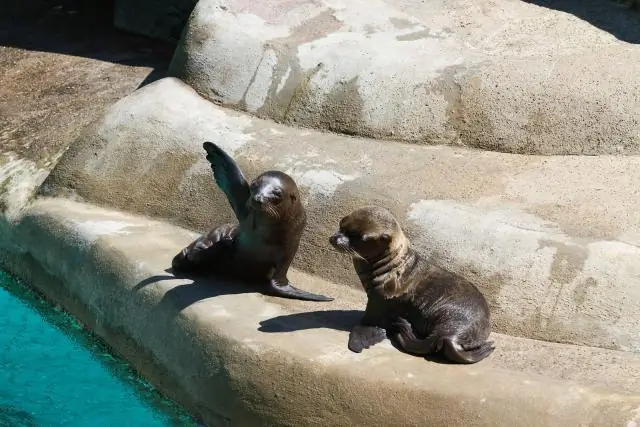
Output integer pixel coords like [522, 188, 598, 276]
[171, 141, 333, 302]
[329, 206, 494, 364]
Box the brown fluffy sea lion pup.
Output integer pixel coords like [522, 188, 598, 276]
[329, 206, 494, 363]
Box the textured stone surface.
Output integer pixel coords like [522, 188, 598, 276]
[0, 0, 173, 219]
[169, 0, 640, 155]
[40, 77, 640, 353]
[1, 198, 640, 427]
[113, 0, 198, 42]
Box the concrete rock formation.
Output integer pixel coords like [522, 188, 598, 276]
[41, 77, 640, 354]
[168, 0, 640, 155]
[0, 10, 169, 220]
[3, 1, 640, 425]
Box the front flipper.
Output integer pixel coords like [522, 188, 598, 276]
[266, 279, 334, 302]
[171, 237, 215, 273]
[203, 141, 251, 221]
[171, 224, 236, 275]
[266, 241, 334, 302]
[348, 325, 387, 353]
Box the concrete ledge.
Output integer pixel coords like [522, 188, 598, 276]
[168, 0, 640, 155]
[1, 198, 640, 426]
[39, 77, 640, 353]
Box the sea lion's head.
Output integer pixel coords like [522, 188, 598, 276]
[249, 171, 300, 217]
[329, 206, 405, 261]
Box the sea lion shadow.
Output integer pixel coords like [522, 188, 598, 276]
[258, 310, 363, 333]
[132, 268, 264, 313]
[259, 310, 456, 364]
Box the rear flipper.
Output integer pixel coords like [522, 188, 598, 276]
[442, 339, 495, 364]
[171, 224, 236, 274]
[392, 317, 495, 364]
[391, 317, 442, 355]
[266, 279, 334, 302]
[348, 325, 387, 353]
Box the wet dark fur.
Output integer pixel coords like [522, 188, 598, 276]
[329, 206, 494, 363]
[171, 142, 333, 302]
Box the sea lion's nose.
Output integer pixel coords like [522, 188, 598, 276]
[329, 233, 346, 247]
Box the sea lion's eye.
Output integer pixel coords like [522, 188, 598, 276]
[272, 188, 283, 198]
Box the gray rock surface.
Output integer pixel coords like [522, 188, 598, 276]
[169, 0, 640, 155]
[1, 198, 640, 427]
[114, 0, 198, 42]
[40, 77, 640, 353]
[0, 2, 172, 220]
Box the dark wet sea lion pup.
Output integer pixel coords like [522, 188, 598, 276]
[171, 141, 333, 302]
[329, 206, 494, 364]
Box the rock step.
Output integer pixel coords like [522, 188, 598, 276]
[1, 198, 639, 427]
[39, 77, 640, 354]
[168, 0, 640, 155]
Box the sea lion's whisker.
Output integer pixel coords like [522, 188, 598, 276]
[266, 204, 280, 219]
[331, 242, 361, 259]
[330, 244, 348, 254]
[347, 247, 366, 261]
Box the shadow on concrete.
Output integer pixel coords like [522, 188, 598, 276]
[520, 0, 640, 43]
[258, 309, 457, 364]
[0, 0, 175, 88]
[136, 272, 457, 364]
[133, 268, 260, 312]
[258, 310, 363, 333]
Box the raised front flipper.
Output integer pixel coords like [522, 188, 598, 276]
[348, 325, 387, 353]
[203, 141, 251, 221]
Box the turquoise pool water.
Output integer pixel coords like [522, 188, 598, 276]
[0, 270, 200, 427]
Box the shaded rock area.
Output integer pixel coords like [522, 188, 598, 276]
[617, 0, 640, 10]
[114, 0, 198, 43]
